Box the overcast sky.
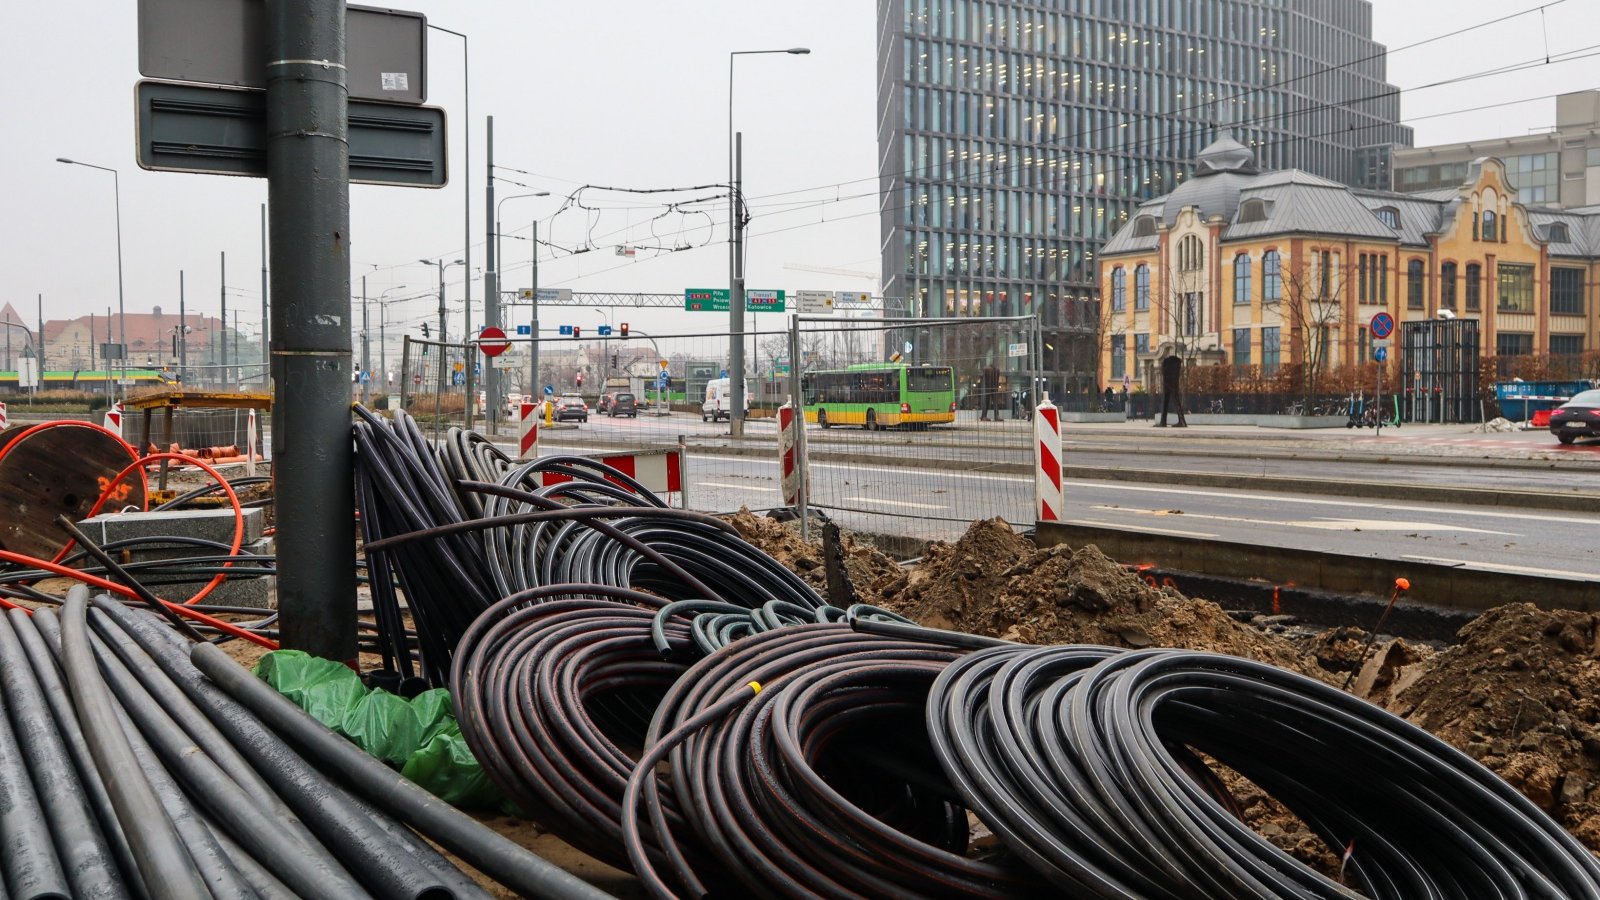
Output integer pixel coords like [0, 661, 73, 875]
[2, 0, 1597, 342]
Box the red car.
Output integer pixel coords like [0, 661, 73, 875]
[1550, 389, 1600, 444]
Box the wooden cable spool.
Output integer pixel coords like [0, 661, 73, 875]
[0, 423, 146, 559]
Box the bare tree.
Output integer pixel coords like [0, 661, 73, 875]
[1279, 251, 1350, 409]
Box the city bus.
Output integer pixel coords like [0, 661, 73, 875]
[801, 362, 956, 430]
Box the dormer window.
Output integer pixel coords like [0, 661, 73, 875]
[1374, 206, 1400, 229]
[1482, 210, 1498, 242]
[1547, 222, 1571, 243]
[1237, 199, 1268, 224]
[1132, 216, 1157, 237]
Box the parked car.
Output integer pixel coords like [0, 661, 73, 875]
[596, 393, 613, 414]
[504, 392, 527, 416]
[1550, 389, 1600, 444]
[555, 396, 589, 423]
[609, 392, 639, 418]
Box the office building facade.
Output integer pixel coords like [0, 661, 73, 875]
[876, 0, 1413, 393]
[1393, 90, 1600, 208]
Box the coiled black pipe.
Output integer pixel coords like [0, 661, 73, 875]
[0, 611, 126, 900]
[624, 623, 1047, 899]
[926, 644, 1600, 900]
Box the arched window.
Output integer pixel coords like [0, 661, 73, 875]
[1465, 263, 1482, 311]
[1440, 262, 1457, 309]
[1262, 250, 1282, 302]
[1178, 234, 1204, 271]
[1407, 259, 1425, 309]
[1482, 210, 1498, 242]
[1111, 266, 1126, 311]
[1134, 264, 1150, 310]
[1547, 222, 1571, 243]
[1234, 253, 1252, 304]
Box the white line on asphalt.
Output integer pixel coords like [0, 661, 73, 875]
[1086, 482, 1596, 525]
[1066, 518, 1218, 539]
[1087, 507, 1518, 536]
[1400, 555, 1597, 579]
[844, 496, 949, 511]
[695, 481, 772, 492]
[812, 462, 1031, 484]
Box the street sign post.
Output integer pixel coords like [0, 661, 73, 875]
[834, 291, 873, 308]
[478, 326, 510, 358]
[1370, 313, 1396, 437]
[1369, 311, 1395, 339]
[685, 288, 731, 312]
[746, 290, 786, 313]
[1008, 342, 1029, 358]
[795, 291, 832, 314]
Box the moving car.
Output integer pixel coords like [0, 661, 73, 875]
[555, 396, 589, 423]
[1550, 389, 1600, 444]
[702, 377, 751, 422]
[596, 393, 613, 414]
[609, 392, 638, 417]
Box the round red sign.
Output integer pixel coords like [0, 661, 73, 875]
[479, 326, 511, 357]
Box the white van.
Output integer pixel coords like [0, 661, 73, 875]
[702, 377, 751, 422]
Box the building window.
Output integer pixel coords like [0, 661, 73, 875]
[1440, 262, 1457, 309]
[1134, 264, 1150, 310]
[1358, 254, 1368, 303]
[1482, 210, 1498, 242]
[1233, 253, 1252, 304]
[1407, 259, 1424, 309]
[1497, 264, 1534, 313]
[1262, 250, 1281, 302]
[1111, 267, 1126, 312]
[1318, 250, 1332, 297]
[1178, 234, 1204, 271]
[1135, 333, 1150, 356]
[1379, 256, 1388, 304]
[1111, 335, 1126, 379]
[1465, 263, 1482, 311]
[1547, 223, 1571, 243]
[1552, 268, 1584, 315]
[1232, 328, 1251, 367]
[1551, 335, 1584, 356]
[1182, 293, 1201, 337]
[1360, 253, 1388, 304]
[1496, 332, 1533, 356]
[1238, 199, 1268, 224]
[1262, 327, 1281, 374]
[1374, 206, 1399, 229]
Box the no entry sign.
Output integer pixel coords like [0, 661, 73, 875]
[478, 326, 511, 357]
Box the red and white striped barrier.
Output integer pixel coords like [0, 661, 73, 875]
[537, 449, 684, 497]
[517, 402, 540, 460]
[778, 401, 803, 506]
[246, 407, 258, 476]
[1034, 397, 1062, 522]
[0, 401, 7, 431]
[101, 401, 124, 438]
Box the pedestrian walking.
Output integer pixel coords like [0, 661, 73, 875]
[1157, 349, 1187, 428]
[980, 362, 1000, 421]
[1102, 385, 1115, 411]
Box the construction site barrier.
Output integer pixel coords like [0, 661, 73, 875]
[1033, 397, 1062, 523]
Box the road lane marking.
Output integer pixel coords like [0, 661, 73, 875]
[1088, 507, 1518, 536]
[844, 497, 948, 511]
[695, 481, 771, 492]
[1400, 555, 1597, 579]
[1087, 483, 1596, 525]
[1066, 518, 1217, 539]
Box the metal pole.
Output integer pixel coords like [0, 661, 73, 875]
[360, 274, 370, 406]
[730, 132, 746, 437]
[435, 261, 447, 425]
[260, 203, 269, 374]
[530, 220, 540, 405]
[483, 115, 498, 433]
[266, 0, 356, 662]
[179, 271, 187, 384]
[787, 313, 809, 541]
[220, 252, 228, 388]
[379, 305, 387, 392]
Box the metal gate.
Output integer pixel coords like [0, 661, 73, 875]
[1400, 318, 1481, 424]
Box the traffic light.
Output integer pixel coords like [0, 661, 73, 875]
[573, 326, 582, 339]
[421, 322, 430, 338]
[620, 322, 629, 337]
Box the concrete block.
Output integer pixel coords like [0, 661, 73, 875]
[80, 508, 264, 548]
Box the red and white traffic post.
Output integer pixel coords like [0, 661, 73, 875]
[0, 401, 8, 431]
[517, 402, 540, 461]
[246, 407, 258, 476]
[1033, 396, 1062, 522]
[101, 401, 125, 438]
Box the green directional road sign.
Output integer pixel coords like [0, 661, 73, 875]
[684, 288, 730, 312]
[747, 289, 786, 312]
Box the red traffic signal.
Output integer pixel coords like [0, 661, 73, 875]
[620, 322, 630, 337]
[573, 326, 582, 338]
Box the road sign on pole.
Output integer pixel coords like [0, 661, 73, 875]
[746, 290, 786, 312]
[478, 326, 510, 357]
[1369, 311, 1395, 339]
[685, 288, 731, 312]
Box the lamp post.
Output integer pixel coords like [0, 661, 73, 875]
[727, 48, 809, 436]
[56, 157, 127, 398]
[490, 189, 549, 427]
[593, 306, 613, 387]
[420, 258, 465, 419]
[374, 285, 410, 394]
[427, 24, 472, 379]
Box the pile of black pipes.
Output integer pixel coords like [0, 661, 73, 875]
[0, 586, 609, 900]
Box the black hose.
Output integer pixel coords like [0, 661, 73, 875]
[0, 615, 72, 900]
[53, 592, 211, 900]
[188, 640, 614, 900]
[0, 611, 126, 900]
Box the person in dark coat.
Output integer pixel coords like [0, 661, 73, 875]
[1157, 350, 1187, 428]
[980, 363, 1000, 421]
[1102, 385, 1115, 411]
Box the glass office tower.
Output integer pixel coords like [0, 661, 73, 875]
[876, 0, 1412, 393]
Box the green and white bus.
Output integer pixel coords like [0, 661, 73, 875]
[801, 362, 956, 430]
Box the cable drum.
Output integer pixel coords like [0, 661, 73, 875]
[926, 645, 1600, 900]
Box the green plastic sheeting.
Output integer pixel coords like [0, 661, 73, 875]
[254, 651, 495, 809]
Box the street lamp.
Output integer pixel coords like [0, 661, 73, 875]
[593, 306, 614, 387]
[426, 24, 472, 368]
[419, 258, 465, 423]
[491, 189, 550, 423]
[727, 48, 809, 436]
[56, 157, 127, 398]
[374, 285, 411, 391]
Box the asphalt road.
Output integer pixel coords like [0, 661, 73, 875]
[532, 434, 1600, 580]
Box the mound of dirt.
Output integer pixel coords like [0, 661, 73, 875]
[877, 518, 1324, 678]
[722, 509, 903, 604]
[1391, 603, 1600, 851]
